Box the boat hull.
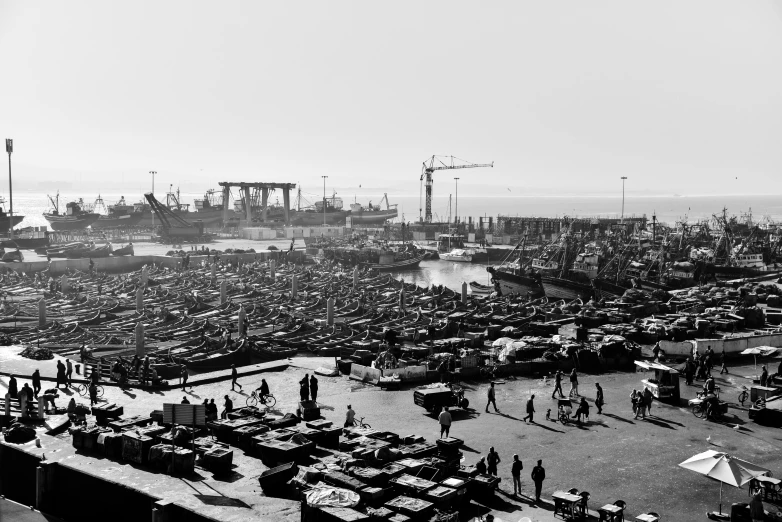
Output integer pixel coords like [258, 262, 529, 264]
[541, 276, 593, 301]
[360, 254, 425, 271]
[290, 210, 349, 226]
[137, 208, 235, 228]
[349, 209, 398, 224]
[92, 212, 144, 229]
[44, 213, 100, 231]
[440, 254, 473, 263]
[486, 267, 545, 297]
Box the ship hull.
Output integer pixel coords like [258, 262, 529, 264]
[0, 215, 24, 230]
[92, 212, 144, 229]
[541, 276, 593, 301]
[349, 209, 398, 224]
[137, 208, 235, 228]
[44, 213, 100, 231]
[290, 210, 349, 226]
[487, 267, 545, 297]
[360, 253, 425, 271]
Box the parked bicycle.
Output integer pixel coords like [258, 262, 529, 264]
[76, 383, 104, 399]
[246, 390, 276, 409]
[352, 416, 371, 429]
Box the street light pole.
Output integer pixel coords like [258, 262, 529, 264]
[620, 176, 628, 224]
[454, 177, 459, 225]
[321, 175, 328, 226]
[5, 139, 12, 239]
[150, 171, 157, 228]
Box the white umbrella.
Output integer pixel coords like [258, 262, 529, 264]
[679, 449, 769, 515]
[741, 346, 778, 369]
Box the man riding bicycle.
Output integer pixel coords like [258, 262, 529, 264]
[256, 379, 270, 402]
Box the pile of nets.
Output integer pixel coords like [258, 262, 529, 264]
[0, 333, 15, 346]
[20, 345, 53, 360]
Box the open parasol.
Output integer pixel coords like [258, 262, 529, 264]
[679, 449, 769, 517]
[741, 346, 778, 369]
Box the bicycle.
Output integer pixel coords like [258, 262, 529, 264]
[738, 386, 749, 406]
[76, 383, 104, 399]
[352, 417, 371, 429]
[246, 390, 276, 409]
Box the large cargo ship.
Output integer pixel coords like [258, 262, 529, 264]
[290, 193, 349, 226]
[136, 188, 235, 227]
[347, 194, 398, 224]
[0, 197, 24, 231]
[43, 193, 100, 231]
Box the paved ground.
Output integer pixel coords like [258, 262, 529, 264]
[0, 497, 62, 522]
[3, 353, 782, 521]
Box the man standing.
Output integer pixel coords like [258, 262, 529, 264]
[486, 447, 501, 476]
[231, 364, 242, 391]
[568, 368, 579, 397]
[531, 460, 546, 504]
[32, 369, 42, 397]
[65, 359, 73, 387]
[595, 383, 604, 414]
[299, 374, 310, 401]
[511, 454, 523, 496]
[719, 349, 729, 375]
[221, 395, 233, 419]
[485, 382, 499, 413]
[551, 370, 564, 399]
[760, 365, 768, 387]
[310, 374, 319, 403]
[181, 365, 189, 391]
[438, 406, 452, 438]
[523, 394, 535, 424]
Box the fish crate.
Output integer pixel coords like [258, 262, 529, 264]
[385, 495, 435, 519]
[422, 485, 457, 509]
[100, 432, 123, 459]
[381, 462, 407, 479]
[122, 432, 154, 464]
[318, 426, 342, 449]
[259, 461, 298, 494]
[388, 515, 411, 522]
[435, 437, 463, 455]
[172, 448, 195, 475]
[109, 415, 151, 432]
[350, 466, 391, 487]
[306, 419, 333, 430]
[83, 427, 109, 451]
[233, 424, 269, 450]
[323, 470, 366, 492]
[298, 400, 321, 421]
[264, 413, 301, 430]
[315, 507, 370, 522]
[368, 431, 400, 447]
[200, 446, 233, 474]
[71, 427, 85, 449]
[91, 403, 124, 424]
[470, 474, 501, 499]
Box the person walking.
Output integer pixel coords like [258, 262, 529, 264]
[568, 368, 579, 397]
[643, 387, 654, 416]
[719, 349, 729, 375]
[485, 382, 499, 413]
[65, 359, 73, 387]
[32, 369, 42, 397]
[486, 447, 501, 476]
[180, 365, 189, 391]
[231, 364, 242, 391]
[750, 492, 765, 522]
[551, 370, 564, 399]
[181, 396, 190, 404]
[511, 454, 523, 496]
[595, 383, 604, 414]
[438, 406, 452, 438]
[310, 374, 319, 403]
[523, 394, 535, 424]
[299, 374, 310, 402]
[760, 365, 768, 387]
[8, 375, 18, 399]
[531, 460, 546, 504]
[632, 389, 645, 419]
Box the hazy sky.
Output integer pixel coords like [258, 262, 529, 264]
[1, 1, 781, 197]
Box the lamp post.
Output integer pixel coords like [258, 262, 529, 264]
[454, 177, 459, 225]
[150, 171, 157, 228]
[620, 176, 628, 224]
[321, 175, 328, 226]
[5, 139, 12, 238]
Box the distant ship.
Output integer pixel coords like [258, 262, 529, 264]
[348, 194, 398, 224]
[91, 195, 144, 229]
[0, 196, 24, 232]
[136, 187, 236, 227]
[43, 193, 100, 231]
[290, 191, 349, 226]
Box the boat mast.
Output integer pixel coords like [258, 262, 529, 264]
[5, 139, 12, 238]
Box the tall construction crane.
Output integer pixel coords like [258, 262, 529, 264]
[420, 155, 493, 223]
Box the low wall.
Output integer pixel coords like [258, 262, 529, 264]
[661, 332, 782, 358]
[349, 364, 427, 384]
[2, 250, 305, 276]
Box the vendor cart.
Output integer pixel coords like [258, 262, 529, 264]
[557, 398, 573, 424]
[634, 361, 681, 402]
[414, 385, 469, 413]
[688, 395, 728, 420]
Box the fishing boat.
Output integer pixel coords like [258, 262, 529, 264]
[112, 244, 135, 256]
[439, 249, 474, 263]
[290, 190, 349, 226]
[91, 195, 144, 229]
[1, 228, 49, 250]
[43, 193, 100, 231]
[469, 281, 493, 294]
[487, 266, 545, 297]
[348, 194, 398, 224]
[0, 197, 23, 232]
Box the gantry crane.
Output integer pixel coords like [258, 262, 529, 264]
[420, 155, 493, 223]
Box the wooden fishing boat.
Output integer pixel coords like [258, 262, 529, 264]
[469, 281, 493, 294]
[112, 244, 134, 256]
[252, 342, 296, 361]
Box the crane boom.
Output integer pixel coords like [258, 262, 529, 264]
[419, 155, 493, 223]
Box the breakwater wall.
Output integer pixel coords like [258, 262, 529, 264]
[1, 250, 305, 277]
[660, 332, 782, 357]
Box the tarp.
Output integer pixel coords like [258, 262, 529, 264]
[305, 484, 360, 507]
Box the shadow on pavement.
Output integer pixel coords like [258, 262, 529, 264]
[603, 412, 635, 424]
[643, 417, 676, 429]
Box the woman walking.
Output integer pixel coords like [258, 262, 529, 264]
[568, 368, 579, 397]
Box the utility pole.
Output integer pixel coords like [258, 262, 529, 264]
[620, 176, 628, 225]
[150, 171, 157, 228]
[321, 175, 328, 226]
[5, 139, 12, 238]
[454, 177, 459, 226]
